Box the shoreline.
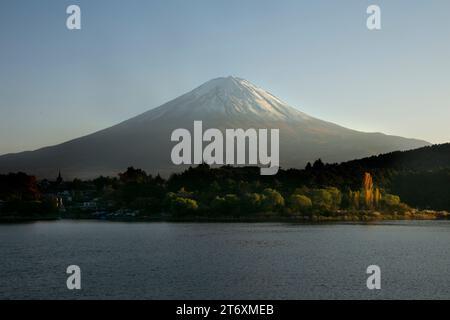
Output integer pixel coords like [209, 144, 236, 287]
[1, 211, 449, 224]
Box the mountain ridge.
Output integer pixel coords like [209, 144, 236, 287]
[0, 76, 431, 179]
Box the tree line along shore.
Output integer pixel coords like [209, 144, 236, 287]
[1, 156, 449, 222]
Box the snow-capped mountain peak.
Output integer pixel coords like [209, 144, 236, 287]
[145, 76, 312, 123]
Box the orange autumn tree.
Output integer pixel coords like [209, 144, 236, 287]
[362, 172, 374, 209]
[346, 173, 382, 210]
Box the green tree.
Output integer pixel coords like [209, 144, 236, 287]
[325, 187, 342, 210]
[241, 193, 263, 213]
[374, 188, 381, 208]
[381, 194, 401, 208]
[310, 189, 333, 211]
[293, 186, 310, 196]
[261, 188, 285, 212]
[119, 167, 147, 184]
[169, 197, 198, 216]
[351, 190, 361, 210]
[341, 188, 352, 209]
[211, 194, 240, 215]
[289, 194, 312, 213]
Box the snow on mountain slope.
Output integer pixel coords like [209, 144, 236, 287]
[129, 76, 311, 123]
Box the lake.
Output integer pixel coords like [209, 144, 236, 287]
[1, 220, 450, 299]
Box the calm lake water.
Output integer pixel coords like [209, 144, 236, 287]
[1, 220, 450, 299]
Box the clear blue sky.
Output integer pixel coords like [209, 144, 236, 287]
[1, 0, 449, 154]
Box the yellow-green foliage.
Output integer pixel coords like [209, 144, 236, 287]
[262, 188, 285, 211]
[381, 194, 401, 207]
[289, 194, 312, 212]
[170, 197, 198, 215]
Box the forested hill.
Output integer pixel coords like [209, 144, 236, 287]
[342, 143, 450, 171]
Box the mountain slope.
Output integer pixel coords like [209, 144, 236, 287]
[0, 76, 430, 179]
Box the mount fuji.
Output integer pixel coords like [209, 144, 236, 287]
[0, 76, 430, 179]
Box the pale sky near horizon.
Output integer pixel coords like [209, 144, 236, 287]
[0, 0, 449, 155]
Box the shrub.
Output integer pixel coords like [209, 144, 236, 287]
[169, 197, 198, 216]
[381, 194, 401, 207]
[289, 194, 312, 213]
[261, 188, 285, 212]
[310, 189, 333, 211]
